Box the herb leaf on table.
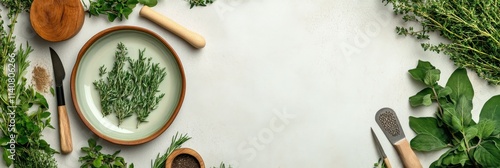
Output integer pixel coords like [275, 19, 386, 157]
[408, 60, 500, 168]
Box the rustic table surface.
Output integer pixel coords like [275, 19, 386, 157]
[3, 0, 500, 167]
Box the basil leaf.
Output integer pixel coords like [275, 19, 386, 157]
[424, 69, 441, 86]
[409, 117, 449, 151]
[409, 88, 433, 107]
[446, 68, 474, 102]
[411, 134, 448, 151]
[455, 95, 473, 128]
[479, 95, 500, 135]
[409, 60, 437, 84]
[473, 139, 500, 167]
[476, 119, 495, 139]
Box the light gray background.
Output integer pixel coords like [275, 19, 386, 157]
[4, 0, 500, 167]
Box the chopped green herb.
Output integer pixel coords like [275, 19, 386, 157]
[93, 42, 167, 127]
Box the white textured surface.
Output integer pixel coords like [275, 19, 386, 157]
[3, 0, 500, 167]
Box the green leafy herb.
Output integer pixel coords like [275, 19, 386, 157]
[93, 42, 167, 127]
[408, 60, 500, 168]
[79, 138, 134, 168]
[211, 162, 233, 168]
[1, 0, 58, 167]
[373, 158, 387, 168]
[151, 132, 191, 168]
[383, 0, 500, 85]
[83, 0, 156, 22]
[187, 0, 214, 9]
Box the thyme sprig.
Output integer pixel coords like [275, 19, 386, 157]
[383, 0, 500, 84]
[93, 42, 167, 127]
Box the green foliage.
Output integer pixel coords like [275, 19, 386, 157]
[79, 138, 134, 168]
[383, 0, 500, 85]
[83, 0, 155, 22]
[187, 0, 214, 9]
[151, 132, 191, 168]
[1, 0, 58, 166]
[408, 60, 500, 168]
[93, 42, 166, 127]
[373, 158, 387, 168]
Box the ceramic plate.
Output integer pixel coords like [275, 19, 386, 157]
[71, 26, 185, 145]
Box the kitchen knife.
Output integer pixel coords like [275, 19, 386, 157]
[371, 127, 392, 168]
[50, 47, 73, 154]
[375, 108, 421, 168]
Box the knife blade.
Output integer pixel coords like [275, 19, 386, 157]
[371, 127, 392, 168]
[50, 47, 73, 154]
[375, 108, 421, 168]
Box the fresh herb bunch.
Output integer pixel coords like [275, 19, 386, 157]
[383, 0, 500, 85]
[93, 42, 167, 127]
[83, 0, 158, 22]
[151, 132, 191, 168]
[79, 138, 134, 168]
[187, 0, 214, 8]
[408, 60, 500, 167]
[1, 0, 58, 167]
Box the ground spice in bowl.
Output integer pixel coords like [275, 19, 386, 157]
[172, 154, 201, 168]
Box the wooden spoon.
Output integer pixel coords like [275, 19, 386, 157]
[30, 0, 85, 42]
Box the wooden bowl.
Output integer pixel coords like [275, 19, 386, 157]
[166, 148, 205, 168]
[30, 0, 85, 42]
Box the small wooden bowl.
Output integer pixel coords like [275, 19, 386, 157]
[166, 148, 205, 168]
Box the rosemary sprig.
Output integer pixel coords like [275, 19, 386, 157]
[93, 42, 167, 127]
[151, 132, 191, 168]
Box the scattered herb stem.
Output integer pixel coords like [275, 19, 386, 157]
[94, 42, 167, 127]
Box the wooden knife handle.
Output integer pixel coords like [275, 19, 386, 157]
[383, 157, 392, 168]
[58, 105, 73, 154]
[394, 138, 422, 168]
[139, 6, 206, 49]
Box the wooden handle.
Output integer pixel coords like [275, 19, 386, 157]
[140, 6, 206, 49]
[394, 138, 422, 168]
[383, 157, 392, 168]
[58, 106, 73, 154]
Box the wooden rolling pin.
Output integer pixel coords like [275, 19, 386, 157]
[140, 6, 206, 49]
